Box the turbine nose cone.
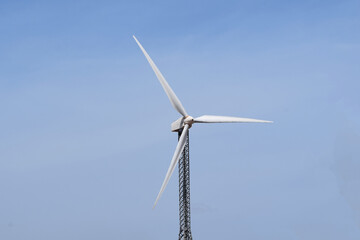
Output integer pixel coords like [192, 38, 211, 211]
[184, 116, 194, 126]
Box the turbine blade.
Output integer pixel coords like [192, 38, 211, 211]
[133, 36, 188, 117]
[194, 115, 273, 123]
[153, 124, 189, 208]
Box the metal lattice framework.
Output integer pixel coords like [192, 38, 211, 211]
[178, 128, 193, 240]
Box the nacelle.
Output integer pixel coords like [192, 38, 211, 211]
[171, 117, 185, 132]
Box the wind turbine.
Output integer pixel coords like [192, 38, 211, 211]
[133, 36, 272, 239]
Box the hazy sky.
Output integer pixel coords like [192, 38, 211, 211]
[1, 1, 360, 239]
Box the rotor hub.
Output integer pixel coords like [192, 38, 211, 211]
[184, 116, 194, 127]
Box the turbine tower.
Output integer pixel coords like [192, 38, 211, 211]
[133, 36, 272, 240]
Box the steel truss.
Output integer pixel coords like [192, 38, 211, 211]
[178, 128, 193, 240]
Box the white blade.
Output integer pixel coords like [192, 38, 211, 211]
[153, 124, 189, 208]
[133, 36, 188, 117]
[194, 115, 273, 123]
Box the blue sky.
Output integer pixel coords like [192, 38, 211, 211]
[1, 0, 360, 239]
